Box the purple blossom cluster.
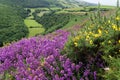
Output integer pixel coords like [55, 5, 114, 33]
[0, 30, 100, 80]
[0, 30, 82, 80]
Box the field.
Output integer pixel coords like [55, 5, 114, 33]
[24, 19, 45, 37]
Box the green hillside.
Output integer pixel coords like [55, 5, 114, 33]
[0, 0, 95, 8]
[0, 4, 28, 46]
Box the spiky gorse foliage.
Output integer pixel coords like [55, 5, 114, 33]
[64, 2, 120, 79]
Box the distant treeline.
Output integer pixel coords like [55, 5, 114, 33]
[0, 0, 63, 8]
[0, 4, 29, 46]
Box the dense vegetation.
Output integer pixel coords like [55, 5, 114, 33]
[0, 3, 120, 79]
[64, 5, 120, 79]
[0, 0, 50, 8]
[33, 11, 70, 34]
[0, 0, 95, 8]
[0, 4, 29, 47]
[0, 0, 120, 79]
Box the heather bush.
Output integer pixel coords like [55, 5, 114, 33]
[0, 30, 71, 80]
[0, 30, 97, 80]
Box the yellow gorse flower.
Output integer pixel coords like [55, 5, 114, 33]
[112, 24, 118, 31]
[94, 34, 100, 38]
[98, 29, 102, 34]
[74, 42, 78, 47]
[89, 31, 93, 34]
[105, 30, 108, 34]
[86, 35, 90, 39]
[119, 27, 120, 31]
[73, 36, 80, 42]
[89, 40, 93, 44]
[108, 20, 111, 23]
[108, 40, 112, 44]
[116, 16, 120, 20]
[73, 36, 81, 47]
[118, 40, 120, 44]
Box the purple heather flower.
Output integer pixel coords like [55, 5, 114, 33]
[76, 65, 80, 71]
[60, 70, 65, 74]
[83, 70, 90, 77]
[93, 71, 97, 80]
[72, 76, 77, 80]
[67, 71, 73, 77]
[71, 63, 76, 70]
[80, 78, 84, 80]
[54, 74, 60, 80]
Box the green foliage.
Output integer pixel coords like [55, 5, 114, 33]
[103, 57, 120, 80]
[0, 0, 94, 8]
[64, 2, 120, 79]
[0, 0, 50, 8]
[88, 8, 109, 12]
[34, 12, 70, 34]
[0, 4, 28, 46]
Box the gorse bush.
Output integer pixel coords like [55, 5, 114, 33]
[64, 3, 120, 80]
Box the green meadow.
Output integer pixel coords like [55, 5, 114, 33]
[24, 19, 45, 37]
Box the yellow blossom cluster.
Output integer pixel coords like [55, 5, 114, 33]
[119, 40, 120, 44]
[112, 24, 120, 31]
[108, 40, 112, 44]
[108, 20, 111, 23]
[116, 16, 120, 20]
[73, 35, 81, 47]
[72, 15, 120, 47]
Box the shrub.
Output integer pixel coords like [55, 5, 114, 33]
[64, 3, 120, 79]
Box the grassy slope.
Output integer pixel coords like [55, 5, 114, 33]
[63, 14, 87, 29]
[24, 19, 45, 37]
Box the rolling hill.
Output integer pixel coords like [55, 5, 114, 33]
[0, 4, 29, 46]
[0, 0, 96, 8]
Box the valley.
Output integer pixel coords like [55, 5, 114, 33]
[0, 0, 119, 80]
[24, 6, 114, 36]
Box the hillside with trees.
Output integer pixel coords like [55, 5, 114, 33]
[0, 4, 29, 46]
[0, 0, 95, 8]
